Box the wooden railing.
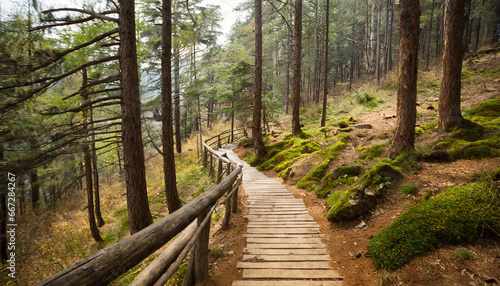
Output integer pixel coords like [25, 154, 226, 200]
[35, 129, 247, 286]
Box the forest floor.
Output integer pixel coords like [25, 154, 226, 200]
[206, 51, 500, 285]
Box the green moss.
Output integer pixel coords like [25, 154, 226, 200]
[266, 141, 291, 157]
[463, 98, 500, 127]
[244, 150, 261, 166]
[278, 167, 292, 179]
[399, 182, 419, 194]
[423, 190, 433, 200]
[352, 90, 382, 107]
[284, 131, 312, 140]
[358, 160, 403, 190]
[367, 181, 500, 271]
[337, 120, 350, 128]
[166, 261, 189, 285]
[327, 188, 351, 218]
[239, 137, 253, 147]
[319, 141, 346, 159]
[447, 134, 500, 159]
[359, 144, 385, 160]
[461, 69, 475, 79]
[451, 119, 485, 141]
[326, 190, 344, 207]
[452, 247, 473, 260]
[339, 127, 353, 132]
[259, 139, 321, 170]
[334, 165, 362, 177]
[337, 133, 351, 143]
[297, 158, 332, 191]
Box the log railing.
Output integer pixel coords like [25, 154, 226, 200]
[35, 129, 247, 286]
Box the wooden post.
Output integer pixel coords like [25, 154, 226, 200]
[194, 208, 210, 285]
[226, 162, 232, 179]
[202, 147, 207, 166]
[231, 186, 238, 214]
[209, 154, 214, 178]
[217, 135, 221, 148]
[216, 159, 223, 184]
[222, 196, 231, 230]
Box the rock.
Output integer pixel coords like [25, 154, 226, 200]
[355, 253, 362, 258]
[356, 220, 368, 229]
[419, 150, 451, 162]
[384, 115, 396, 119]
[348, 252, 354, 257]
[289, 171, 295, 177]
[427, 105, 436, 110]
[354, 123, 373, 129]
[331, 171, 340, 180]
[227, 251, 234, 255]
[329, 186, 377, 222]
[353, 242, 358, 247]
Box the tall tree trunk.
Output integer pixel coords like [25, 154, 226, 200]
[118, 0, 153, 234]
[292, 0, 303, 134]
[438, 0, 466, 131]
[321, 0, 329, 128]
[82, 68, 103, 242]
[116, 141, 122, 172]
[383, 0, 390, 75]
[253, 0, 267, 156]
[162, 0, 182, 213]
[90, 101, 105, 227]
[426, 0, 435, 70]
[462, 0, 471, 55]
[388, 0, 394, 71]
[375, 7, 381, 85]
[390, 0, 421, 157]
[474, 0, 484, 52]
[494, 2, 500, 43]
[174, 48, 182, 154]
[314, 0, 320, 103]
[30, 168, 39, 209]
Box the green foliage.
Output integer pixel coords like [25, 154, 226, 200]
[351, 90, 383, 107]
[359, 144, 385, 160]
[452, 247, 473, 260]
[367, 181, 500, 271]
[259, 139, 321, 171]
[398, 182, 419, 195]
[461, 69, 475, 79]
[166, 261, 189, 285]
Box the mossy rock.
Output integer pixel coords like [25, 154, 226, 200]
[359, 144, 385, 160]
[451, 119, 485, 142]
[334, 165, 362, 177]
[297, 158, 332, 191]
[337, 120, 350, 128]
[284, 131, 312, 140]
[463, 98, 500, 127]
[367, 181, 500, 271]
[239, 137, 253, 147]
[356, 161, 403, 194]
[448, 134, 500, 160]
[259, 139, 321, 171]
[327, 186, 377, 221]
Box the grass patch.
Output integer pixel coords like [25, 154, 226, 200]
[351, 90, 383, 108]
[398, 182, 419, 194]
[367, 181, 500, 271]
[452, 247, 473, 260]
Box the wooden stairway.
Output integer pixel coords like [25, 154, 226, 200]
[221, 144, 343, 286]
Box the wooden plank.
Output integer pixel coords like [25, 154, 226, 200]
[232, 281, 343, 286]
[237, 261, 332, 269]
[247, 218, 315, 222]
[243, 248, 329, 255]
[242, 269, 342, 279]
[243, 254, 331, 262]
[246, 228, 320, 234]
[247, 223, 319, 228]
[246, 243, 325, 249]
[246, 215, 313, 220]
[243, 234, 326, 238]
[246, 237, 323, 244]
[248, 211, 310, 216]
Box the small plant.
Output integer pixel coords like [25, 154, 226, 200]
[399, 182, 419, 195]
[452, 247, 473, 260]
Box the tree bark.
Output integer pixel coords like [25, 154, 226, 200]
[462, 0, 471, 55]
[91, 97, 105, 227]
[388, 0, 394, 71]
[292, 0, 303, 135]
[30, 168, 39, 209]
[375, 7, 381, 85]
[321, 0, 329, 128]
[162, 0, 182, 213]
[253, 0, 267, 156]
[426, 0, 435, 70]
[174, 49, 182, 154]
[0, 144, 7, 261]
[438, 0, 466, 132]
[390, 0, 421, 157]
[118, 0, 153, 234]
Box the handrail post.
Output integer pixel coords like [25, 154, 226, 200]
[209, 154, 214, 178]
[231, 179, 238, 214]
[202, 147, 207, 166]
[194, 207, 210, 285]
[216, 158, 223, 184]
[217, 134, 221, 149]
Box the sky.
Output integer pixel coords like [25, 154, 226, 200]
[0, 0, 246, 44]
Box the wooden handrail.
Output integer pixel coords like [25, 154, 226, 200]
[35, 166, 242, 286]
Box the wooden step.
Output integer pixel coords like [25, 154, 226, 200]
[237, 261, 332, 269]
[243, 248, 329, 255]
[233, 281, 343, 286]
[243, 254, 331, 262]
[242, 269, 342, 279]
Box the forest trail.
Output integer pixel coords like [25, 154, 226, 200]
[220, 143, 343, 286]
